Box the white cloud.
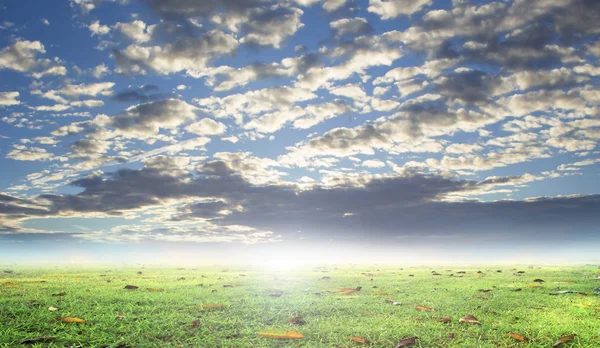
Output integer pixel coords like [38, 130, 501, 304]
[32, 66, 68, 79]
[240, 7, 304, 48]
[330, 83, 367, 100]
[330, 17, 370, 38]
[91, 63, 110, 78]
[362, 159, 386, 168]
[185, 118, 227, 136]
[115, 30, 238, 76]
[89, 20, 111, 36]
[0, 92, 20, 106]
[0, 40, 46, 73]
[59, 82, 115, 98]
[323, 0, 347, 12]
[368, 0, 432, 19]
[114, 20, 151, 43]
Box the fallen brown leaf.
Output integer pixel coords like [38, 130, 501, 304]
[124, 285, 139, 290]
[191, 319, 200, 328]
[415, 305, 435, 312]
[438, 317, 451, 323]
[458, 315, 480, 324]
[59, 317, 85, 323]
[553, 335, 575, 347]
[396, 337, 418, 347]
[348, 336, 368, 344]
[338, 287, 362, 294]
[258, 330, 304, 339]
[508, 333, 528, 341]
[288, 317, 305, 325]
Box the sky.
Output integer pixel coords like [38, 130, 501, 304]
[0, 0, 599, 266]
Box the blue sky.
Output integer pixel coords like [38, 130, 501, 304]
[1, 0, 599, 265]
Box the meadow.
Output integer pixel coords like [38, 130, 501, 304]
[1, 265, 599, 347]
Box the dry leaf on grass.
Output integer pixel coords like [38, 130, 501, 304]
[59, 317, 85, 323]
[191, 319, 200, 328]
[438, 317, 451, 323]
[124, 285, 139, 290]
[458, 315, 480, 324]
[508, 333, 528, 341]
[258, 329, 304, 339]
[338, 286, 362, 294]
[415, 305, 435, 312]
[347, 336, 368, 344]
[52, 292, 66, 297]
[396, 337, 417, 347]
[553, 335, 575, 347]
[288, 317, 306, 325]
[372, 291, 388, 295]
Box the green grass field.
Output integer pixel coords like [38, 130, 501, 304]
[1, 265, 599, 347]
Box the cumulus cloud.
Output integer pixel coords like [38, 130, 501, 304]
[88, 20, 110, 36]
[185, 118, 227, 136]
[240, 7, 304, 48]
[110, 98, 200, 138]
[114, 29, 238, 76]
[330, 17, 372, 38]
[368, 0, 432, 19]
[114, 20, 152, 43]
[0, 40, 53, 74]
[0, 92, 20, 106]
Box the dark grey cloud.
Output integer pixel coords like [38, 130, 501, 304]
[434, 70, 501, 103]
[143, 0, 263, 20]
[110, 98, 199, 136]
[112, 85, 173, 103]
[403, 0, 597, 71]
[2, 156, 599, 245]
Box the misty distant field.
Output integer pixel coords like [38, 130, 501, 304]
[1, 265, 599, 347]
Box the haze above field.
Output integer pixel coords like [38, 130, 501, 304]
[1, 0, 599, 265]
